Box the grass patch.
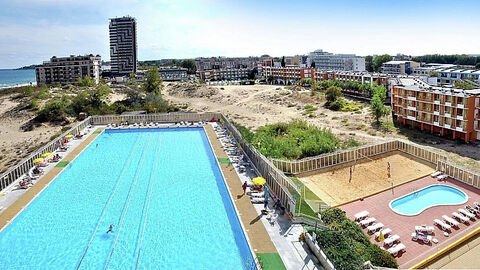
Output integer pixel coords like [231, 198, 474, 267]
[93, 130, 102, 134]
[257, 253, 286, 270]
[55, 161, 69, 167]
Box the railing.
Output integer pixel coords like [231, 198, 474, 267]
[0, 117, 92, 192]
[271, 140, 398, 175]
[90, 112, 219, 124]
[270, 139, 447, 175]
[438, 160, 480, 189]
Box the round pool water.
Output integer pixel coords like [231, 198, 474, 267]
[389, 184, 468, 216]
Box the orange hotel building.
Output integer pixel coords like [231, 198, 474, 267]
[391, 79, 480, 142]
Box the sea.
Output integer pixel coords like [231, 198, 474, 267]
[0, 69, 36, 89]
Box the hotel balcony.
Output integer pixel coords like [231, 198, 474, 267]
[407, 115, 416, 121]
[434, 111, 440, 116]
[445, 124, 451, 129]
[445, 102, 452, 107]
[457, 103, 465, 109]
[456, 115, 464, 120]
[455, 126, 464, 132]
[445, 113, 451, 118]
[407, 106, 416, 111]
[407, 96, 416, 101]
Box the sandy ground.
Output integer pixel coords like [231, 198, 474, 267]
[297, 151, 435, 206]
[0, 95, 64, 174]
[163, 82, 480, 172]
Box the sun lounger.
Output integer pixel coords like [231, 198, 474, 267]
[458, 209, 475, 219]
[442, 215, 460, 227]
[354, 210, 369, 221]
[359, 217, 376, 227]
[415, 225, 434, 234]
[465, 205, 478, 215]
[384, 234, 400, 247]
[474, 202, 480, 211]
[250, 197, 265, 204]
[412, 233, 432, 244]
[249, 192, 265, 198]
[434, 219, 451, 230]
[375, 228, 392, 239]
[367, 223, 384, 233]
[431, 171, 442, 177]
[437, 175, 448, 181]
[37, 161, 48, 167]
[452, 212, 469, 223]
[387, 243, 406, 257]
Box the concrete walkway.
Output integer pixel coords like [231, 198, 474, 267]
[0, 127, 103, 231]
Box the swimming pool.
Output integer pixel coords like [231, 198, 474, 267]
[389, 184, 468, 216]
[0, 127, 256, 269]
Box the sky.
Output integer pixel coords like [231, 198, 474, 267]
[0, 0, 479, 69]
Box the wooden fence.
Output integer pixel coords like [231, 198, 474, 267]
[0, 117, 92, 192]
[438, 160, 480, 189]
[271, 139, 448, 175]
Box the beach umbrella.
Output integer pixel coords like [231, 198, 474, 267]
[252, 177, 266, 186]
[65, 134, 73, 139]
[42, 152, 52, 158]
[33, 158, 44, 164]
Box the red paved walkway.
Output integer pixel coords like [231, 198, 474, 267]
[339, 176, 480, 268]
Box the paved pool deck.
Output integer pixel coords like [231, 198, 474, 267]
[0, 128, 104, 231]
[339, 175, 480, 268]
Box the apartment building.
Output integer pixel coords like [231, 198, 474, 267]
[391, 78, 480, 142]
[263, 66, 314, 85]
[196, 68, 250, 81]
[308, 49, 365, 71]
[35, 54, 101, 85]
[109, 16, 137, 75]
[158, 67, 188, 81]
[195, 56, 270, 71]
[382, 61, 420, 75]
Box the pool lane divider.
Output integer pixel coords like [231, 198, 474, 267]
[0, 128, 105, 232]
[203, 124, 284, 269]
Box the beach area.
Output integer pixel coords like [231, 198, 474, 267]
[0, 69, 36, 89]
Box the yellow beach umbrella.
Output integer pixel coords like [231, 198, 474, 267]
[252, 177, 266, 186]
[42, 152, 52, 158]
[65, 134, 73, 139]
[33, 158, 44, 164]
[378, 231, 385, 242]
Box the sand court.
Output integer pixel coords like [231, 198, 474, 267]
[298, 151, 435, 206]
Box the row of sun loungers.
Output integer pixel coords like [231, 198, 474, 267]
[355, 210, 404, 256]
[411, 232, 433, 244]
[107, 121, 207, 129]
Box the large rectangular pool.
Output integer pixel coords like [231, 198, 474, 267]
[0, 127, 256, 269]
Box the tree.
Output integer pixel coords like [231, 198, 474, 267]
[180, 59, 196, 74]
[281, 56, 286, 67]
[76, 76, 95, 87]
[370, 94, 389, 123]
[248, 67, 258, 80]
[142, 66, 162, 95]
[311, 61, 316, 68]
[325, 86, 342, 103]
[372, 54, 393, 72]
[365, 55, 373, 72]
[129, 72, 136, 79]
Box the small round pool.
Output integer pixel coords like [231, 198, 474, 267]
[389, 184, 468, 216]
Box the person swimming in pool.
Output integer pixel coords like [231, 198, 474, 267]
[106, 224, 114, 233]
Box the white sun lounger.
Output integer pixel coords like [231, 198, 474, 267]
[354, 210, 369, 221]
[415, 225, 434, 234]
[458, 209, 475, 219]
[249, 192, 265, 198]
[375, 228, 392, 239]
[412, 233, 432, 244]
[367, 223, 384, 233]
[452, 212, 469, 223]
[388, 243, 406, 257]
[437, 175, 448, 180]
[431, 171, 442, 177]
[474, 202, 480, 210]
[384, 234, 400, 247]
[359, 217, 376, 227]
[434, 219, 451, 230]
[251, 197, 265, 204]
[442, 215, 460, 227]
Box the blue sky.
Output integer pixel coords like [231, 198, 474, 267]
[0, 0, 479, 68]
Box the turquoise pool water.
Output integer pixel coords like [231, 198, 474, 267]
[0, 128, 256, 269]
[390, 184, 468, 216]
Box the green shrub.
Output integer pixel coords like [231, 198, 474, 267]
[36, 99, 68, 122]
[379, 120, 395, 132]
[29, 98, 39, 110]
[325, 86, 342, 103]
[329, 98, 344, 111]
[76, 76, 95, 87]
